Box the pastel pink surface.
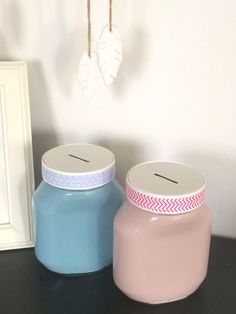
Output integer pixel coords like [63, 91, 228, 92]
[113, 201, 212, 304]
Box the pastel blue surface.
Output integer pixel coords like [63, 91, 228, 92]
[33, 180, 124, 274]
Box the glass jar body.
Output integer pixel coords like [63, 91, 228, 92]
[113, 200, 212, 304]
[33, 180, 124, 274]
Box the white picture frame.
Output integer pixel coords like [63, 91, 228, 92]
[0, 62, 34, 250]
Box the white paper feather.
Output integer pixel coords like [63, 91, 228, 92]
[78, 51, 100, 106]
[97, 25, 122, 86]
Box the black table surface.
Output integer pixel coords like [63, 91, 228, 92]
[0, 236, 235, 314]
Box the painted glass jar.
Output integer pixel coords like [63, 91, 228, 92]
[33, 144, 124, 275]
[113, 161, 212, 304]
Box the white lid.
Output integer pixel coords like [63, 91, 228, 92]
[126, 161, 206, 214]
[42, 144, 115, 190]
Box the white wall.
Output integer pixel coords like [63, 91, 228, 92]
[0, 0, 235, 237]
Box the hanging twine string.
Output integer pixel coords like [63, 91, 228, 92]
[87, 0, 91, 57]
[109, 0, 112, 32]
[87, 0, 113, 56]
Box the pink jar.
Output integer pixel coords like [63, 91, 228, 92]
[113, 161, 212, 304]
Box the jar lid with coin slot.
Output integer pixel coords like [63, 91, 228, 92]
[126, 161, 206, 214]
[42, 143, 115, 190]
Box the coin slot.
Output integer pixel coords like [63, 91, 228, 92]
[154, 173, 178, 184]
[68, 154, 90, 163]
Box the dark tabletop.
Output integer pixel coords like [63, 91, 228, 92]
[0, 236, 235, 314]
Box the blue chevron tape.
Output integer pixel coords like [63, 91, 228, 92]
[42, 162, 115, 190]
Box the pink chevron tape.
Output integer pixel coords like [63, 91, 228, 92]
[126, 183, 205, 214]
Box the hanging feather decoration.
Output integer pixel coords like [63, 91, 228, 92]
[78, 0, 100, 106]
[97, 0, 122, 86]
[97, 25, 122, 86]
[78, 51, 100, 106]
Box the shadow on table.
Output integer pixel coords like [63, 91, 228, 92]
[37, 265, 116, 314]
[37, 263, 205, 314]
[112, 287, 205, 314]
[1, 237, 236, 314]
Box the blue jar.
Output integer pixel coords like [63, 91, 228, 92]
[33, 144, 124, 275]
